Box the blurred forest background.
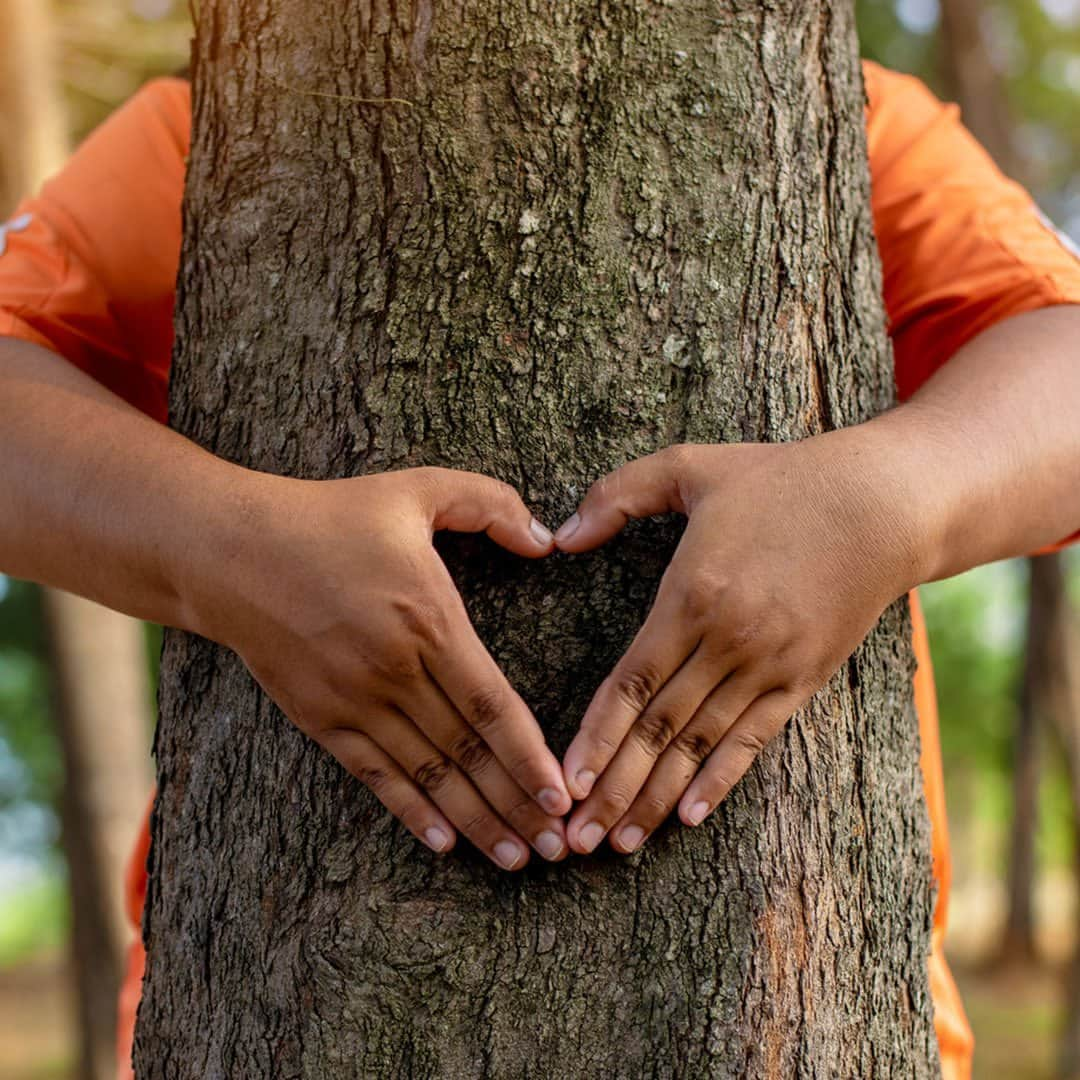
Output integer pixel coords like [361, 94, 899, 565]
[0, 0, 1078, 1078]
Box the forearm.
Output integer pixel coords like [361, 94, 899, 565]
[0, 335, 260, 630]
[857, 304, 1080, 586]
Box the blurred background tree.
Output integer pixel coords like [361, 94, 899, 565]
[0, 1, 1078, 1077]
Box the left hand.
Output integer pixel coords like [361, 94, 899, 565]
[553, 432, 928, 855]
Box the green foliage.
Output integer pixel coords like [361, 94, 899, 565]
[0, 581, 57, 816]
[0, 870, 69, 967]
[856, 0, 941, 89]
[921, 562, 1025, 775]
[857, 0, 1080, 225]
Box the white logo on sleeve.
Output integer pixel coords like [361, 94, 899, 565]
[0, 212, 32, 257]
[1036, 207, 1080, 262]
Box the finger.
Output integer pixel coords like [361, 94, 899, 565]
[678, 688, 797, 828]
[565, 648, 734, 853]
[402, 676, 568, 861]
[418, 467, 555, 558]
[562, 585, 698, 801]
[554, 446, 691, 553]
[424, 586, 572, 816]
[352, 706, 533, 871]
[604, 671, 760, 853]
[319, 724, 457, 855]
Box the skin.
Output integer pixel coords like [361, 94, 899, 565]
[3, 305, 1079, 868]
[0, 335, 572, 871]
[556, 304, 1080, 855]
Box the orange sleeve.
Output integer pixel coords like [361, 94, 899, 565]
[0, 77, 190, 423]
[864, 60, 1080, 403]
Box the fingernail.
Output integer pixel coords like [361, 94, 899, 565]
[574, 769, 596, 798]
[538, 787, 565, 814]
[686, 800, 710, 826]
[579, 821, 605, 853]
[535, 830, 564, 860]
[494, 840, 524, 870]
[555, 512, 581, 543]
[423, 826, 450, 852]
[618, 824, 645, 851]
[530, 517, 554, 546]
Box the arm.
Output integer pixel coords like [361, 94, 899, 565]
[878, 304, 1080, 577]
[553, 303, 1080, 855]
[0, 77, 572, 870]
[1, 334, 573, 868]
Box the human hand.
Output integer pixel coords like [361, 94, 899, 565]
[190, 466, 572, 870]
[553, 434, 926, 854]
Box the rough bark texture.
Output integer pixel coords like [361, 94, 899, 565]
[137, 2, 938, 1076]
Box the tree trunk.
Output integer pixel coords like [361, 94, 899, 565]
[0, 0, 67, 212]
[136, 3, 938, 1074]
[938, 0, 1021, 180]
[1, 6, 153, 1080]
[1031, 556, 1080, 1077]
[43, 589, 154, 1080]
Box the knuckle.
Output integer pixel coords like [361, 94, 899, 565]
[596, 784, 633, 818]
[411, 466, 442, 500]
[612, 666, 661, 712]
[463, 683, 507, 733]
[639, 791, 675, 823]
[371, 647, 424, 684]
[681, 574, 725, 622]
[632, 708, 678, 755]
[490, 477, 519, 506]
[448, 730, 494, 774]
[413, 753, 454, 792]
[579, 720, 621, 756]
[673, 728, 715, 766]
[355, 764, 390, 792]
[393, 597, 447, 650]
[585, 469, 620, 511]
[500, 790, 536, 824]
[459, 808, 493, 838]
[730, 726, 767, 758]
[661, 442, 692, 473]
[724, 617, 766, 658]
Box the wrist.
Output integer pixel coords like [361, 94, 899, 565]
[823, 411, 947, 595]
[159, 454, 293, 644]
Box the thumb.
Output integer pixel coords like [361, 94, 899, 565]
[554, 447, 690, 553]
[420, 468, 555, 558]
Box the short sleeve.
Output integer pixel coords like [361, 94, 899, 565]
[864, 60, 1080, 402]
[0, 77, 190, 422]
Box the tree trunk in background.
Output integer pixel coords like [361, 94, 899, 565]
[42, 592, 153, 1080]
[136, 3, 938, 1074]
[939, 0, 1021, 180]
[0, 0, 67, 212]
[1034, 558, 1080, 1077]
[940, 0, 1053, 972]
[1, 5, 153, 1079]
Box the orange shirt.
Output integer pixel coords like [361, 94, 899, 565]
[3, 60, 1080, 1080]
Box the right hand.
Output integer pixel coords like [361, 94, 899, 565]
[190, 466, 571, 870]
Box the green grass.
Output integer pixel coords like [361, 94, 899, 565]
[0, 877, 69, 968]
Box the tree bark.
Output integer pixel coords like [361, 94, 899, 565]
[136, 2, 938, 1075]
